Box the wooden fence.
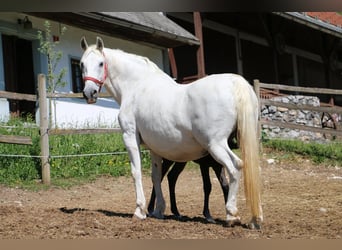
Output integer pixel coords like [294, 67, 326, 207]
[0, 90, 36, 145]
[253, 80, 342, 138]
[1, 74, 342, 184]
[0, 74, 120, 184]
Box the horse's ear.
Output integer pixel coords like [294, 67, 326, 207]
[96, 37, 104, 52]
[80, 36, 88, 51]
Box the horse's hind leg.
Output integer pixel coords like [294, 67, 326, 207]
[211, 161, 229, 205]
[199, 163, 214, 223]
[150, 152, 166, 219]
[148, 159, 174, 215]
[167, 162, 186, 218]
[208, 142, 242, 226]
[197, 155, 229, 223]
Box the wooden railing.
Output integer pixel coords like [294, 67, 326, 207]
[253, 80, 342, 138]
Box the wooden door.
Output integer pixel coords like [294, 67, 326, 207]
[2, 34, 35, 118]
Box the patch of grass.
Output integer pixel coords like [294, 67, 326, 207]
[0, 117, 41, 186]
[263, 138, 342, 166]
[0, 117, 151, 189]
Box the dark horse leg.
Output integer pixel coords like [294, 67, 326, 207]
[148, 131, 236, 221]
[167, 162, 186, 217]
[148, 156, 229, 221]
[148, 159, 186, 217]
[195, 131, 236, 222]
[148, 159, 173, 215]
[195, 155, 229, 223]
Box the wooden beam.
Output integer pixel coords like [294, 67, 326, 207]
[0, 90, 36, 102]
[0, 135, 32, 145]
[193, 12, 206, 78]
[49, 128, 121, 135]
[47, 92, 112, 99]
[261, 99, 342, 114]
[260, 119, 342, 137]
[168, 48, 178, 80]
[259, 82, 342, 96]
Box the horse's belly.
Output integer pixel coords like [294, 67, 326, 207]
[141, 132, 207, 162]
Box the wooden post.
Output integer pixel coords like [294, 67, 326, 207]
[253, 79, 261, 107]
[38, 74, 51, 185]
[253, 79, 262, 150]
[168, 48, 178, 80]
[193, 12, 206, 78]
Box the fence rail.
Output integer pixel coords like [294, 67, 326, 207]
[0, 135, 32, 145]
[253, 79, 342, 138]
[47, 92, 112, 99]
[0, 90, 36, 102]
[1, 74, 120, 184]
[1, 75, 342, 184]
[49, 128, 122, 135]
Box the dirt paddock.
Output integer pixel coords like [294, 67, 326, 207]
[0, 153, 341, 239]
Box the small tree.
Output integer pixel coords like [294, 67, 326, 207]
[37, 20, 67, 92]
[37, 21, 67, 127]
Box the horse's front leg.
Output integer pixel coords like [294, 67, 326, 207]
[122, 132, 146, 219]
[150, 152, 165, 219]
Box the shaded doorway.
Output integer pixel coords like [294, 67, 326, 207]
[2, 34, 36, 118]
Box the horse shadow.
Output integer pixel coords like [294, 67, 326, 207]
[59, 207, 247, 228]
[59, 207, 132, 219]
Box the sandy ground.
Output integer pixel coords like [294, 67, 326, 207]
[0, 152, 341, 239]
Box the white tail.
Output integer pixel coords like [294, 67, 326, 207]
[235, 79, 263, 224]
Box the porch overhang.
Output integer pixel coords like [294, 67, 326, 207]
[28, 12, 200, 48]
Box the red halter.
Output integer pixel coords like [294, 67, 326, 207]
[83, 52, 108, 90]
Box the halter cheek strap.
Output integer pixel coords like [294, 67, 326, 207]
[83, 52, 108, 91]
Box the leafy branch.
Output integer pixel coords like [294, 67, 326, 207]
[37, 21, 67, 93]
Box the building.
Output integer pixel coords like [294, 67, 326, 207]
[0, 12, 198, 127]
[1, 12, 342, 128]
[167, 12, 342, 105]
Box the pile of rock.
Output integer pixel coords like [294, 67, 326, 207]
[261, 95, 325, 141]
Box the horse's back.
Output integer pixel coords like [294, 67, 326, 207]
[134, 73, 250, 162]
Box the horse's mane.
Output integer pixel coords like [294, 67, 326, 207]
[111, 48, 161, 72]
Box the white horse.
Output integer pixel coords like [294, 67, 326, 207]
[80, 37, 263, 229]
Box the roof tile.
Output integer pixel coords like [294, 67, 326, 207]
[305, 12, 342, 27]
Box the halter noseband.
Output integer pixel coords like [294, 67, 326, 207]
[83, 52, 108, 91]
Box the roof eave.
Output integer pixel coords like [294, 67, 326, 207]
[274, 12, 342, 39]
[28, 12, 200, 48]
[79, 12, 200, 47]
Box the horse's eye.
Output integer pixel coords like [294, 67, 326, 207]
[80, 62, 84, 70]
[99, 62, 104, 67]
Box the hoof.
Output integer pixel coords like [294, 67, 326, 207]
[133, 208, 146, 220]
[248, 222, 261, 230]
[248, 218, 262, 230]
[205, 216, 216, 224]
[247, 216, 262, 230]
[133, 213, 146, 220]
[151, 211, 164, 219]
[225, 217, 241, 227]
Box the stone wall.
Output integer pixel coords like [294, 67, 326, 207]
[261, 95, 326, 141]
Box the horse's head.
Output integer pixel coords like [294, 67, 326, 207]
[80, 36, 107, 104]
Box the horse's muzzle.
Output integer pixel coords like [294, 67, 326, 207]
[83, 89, 98, 104]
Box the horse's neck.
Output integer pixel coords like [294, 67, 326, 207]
[105, 48, 175, 104]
